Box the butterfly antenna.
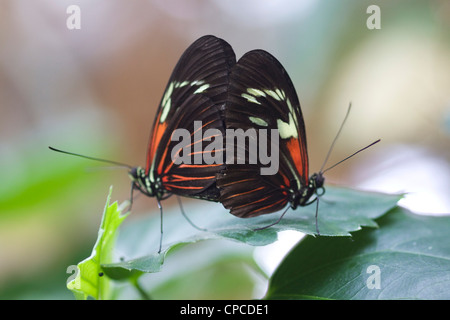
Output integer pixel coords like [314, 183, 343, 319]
[319, 102, 352, 173]
[322, 139, 380, 174]
[48, 146, 133, 170]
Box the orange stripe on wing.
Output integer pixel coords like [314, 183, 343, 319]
[286, 137, 308, 183]
[146, 111, 167, 174]
[188, 148, 225, 156]
[191, 118, 216, 137]
[255, 197, 287, 213]
[162, 118, 221, 175]
[220, 178, 255, 187]
[179, 163, 222, 168]
[170, 174, 215, 182]
[231, 194, 288, 216]
[225, 186, 265, 199]
[164, 184, 205, 190]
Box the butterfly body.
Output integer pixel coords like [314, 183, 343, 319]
[129, 166, 165, 199]
[291, 172, 325, 208]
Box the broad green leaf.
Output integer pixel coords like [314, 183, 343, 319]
[102, 186, 400, 279]
[67, 187, 129, 300]
[265, 207, 450, 300]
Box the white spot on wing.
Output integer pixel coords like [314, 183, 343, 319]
[194, 83, 210, 94]
[249, 116, 268, 126]
[175, 80, 189, 88]
[160, 98, 171, 123]
[241, 93, 261, 104]
[162, 82, 174, 108]
[264, 89, 282, 101]
[277, 113, 298, 139]
[160, 82, 174, 123]
[190, 80, 205, 86]
[276, 89, 285, 100]
[247, 88, 266, 97]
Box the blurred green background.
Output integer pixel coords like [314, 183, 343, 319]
[0, 0, 449, 299]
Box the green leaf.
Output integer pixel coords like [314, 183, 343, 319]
[101, 186, 400, 279]
[265, 207, 450, 300]
[67, 186, 129, 300]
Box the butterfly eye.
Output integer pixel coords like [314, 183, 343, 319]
[129, 167, 138, 180]
[316, 187, 325, 197]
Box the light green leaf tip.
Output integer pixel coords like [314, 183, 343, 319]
[67, 186, 129, 300]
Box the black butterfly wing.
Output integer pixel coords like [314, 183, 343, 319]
[218, 50, 309, 217]
[146, 35, 236, 201]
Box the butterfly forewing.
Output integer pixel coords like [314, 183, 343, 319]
[218, 50, 309, 217]
[146, 35, 236, 200]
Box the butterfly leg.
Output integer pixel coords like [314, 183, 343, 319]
[253, 206, 290, 231]
[302, 197, 321, 236]
[315, 198, 320, 236]
[176, 196, 208, 231]
[314, 187, 334, 204]
[128, 181, 135, 211]
[156, 198, 163, 254]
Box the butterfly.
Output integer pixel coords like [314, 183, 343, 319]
[51, 35, 378, 248]
[122, 35, 241, 252]
[215, 49, 326, 231]
[216, 49, 379, 234]
[51, 36, 237, 252]
[128, 35, 235, 204]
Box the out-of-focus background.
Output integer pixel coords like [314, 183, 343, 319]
[0, 0, 449, 299]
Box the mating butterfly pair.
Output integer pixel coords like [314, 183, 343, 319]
[51, 35, 377, 253]
[128, 35, 326, 236]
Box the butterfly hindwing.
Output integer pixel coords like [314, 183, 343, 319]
[146, 35, 236, 200]
[218, 50, 309, 217]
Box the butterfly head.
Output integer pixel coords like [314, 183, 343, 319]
[129, 167, 154, 197]
[309, 172, 325, 193]
[291, 172, 325, 208]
